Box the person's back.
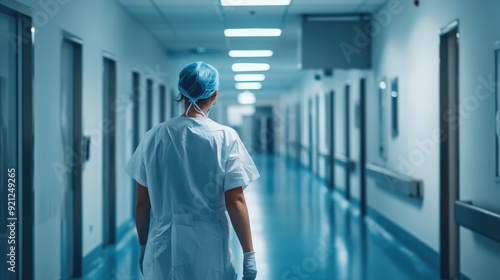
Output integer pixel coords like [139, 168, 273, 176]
[126, 61, 259, 280]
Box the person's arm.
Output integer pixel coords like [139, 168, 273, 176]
[225, 186, 253, 253]
[135, 183, 151, 246]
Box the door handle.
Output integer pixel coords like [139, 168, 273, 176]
[81, 135, 91, 162]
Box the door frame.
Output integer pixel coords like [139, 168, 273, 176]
[285, 106, 290, 158]
[146, 79, 153, 130]
[61, 33, 84, 278]
[328, 90, 335, 189]
[102, 56, 117, 246]
[359, 79, 367, 216]
[315, 95, 321, 176]
[0, 3, 35, 279]
[131, 71, 140, 217]
[308, 97, 313, 170]
[439, 20, 460, 280]
[159, 84, 166, 123]
[296, 102, 302, 165]
[345, 84, 351, 199]
[20, 12, 35, 280]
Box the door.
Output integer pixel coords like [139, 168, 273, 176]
[439, 21, 459, 279]
[0, 11, 19, 280]
[146, 79, 153, 131]
[0, 6, 34, 280]
[61, 37, 83, 279]
[102, 57, 116, 246]
[252, 107, 274, 153]
[308, 97, 313, 170]
[327, 91, 335, 189]
[131, 72, 140, 216]
[266, 114, 275, 154]
[159, 84, 166, 122]
[296, 102, 302, 165]
[315, 95, 320, 176]
[344, 85, 351, 199]
[359, 79, 367, 216]
[131, 72, 140, 150]
[285, 106, 290, 158]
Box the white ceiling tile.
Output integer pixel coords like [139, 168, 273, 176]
[115, 0, 388, 94]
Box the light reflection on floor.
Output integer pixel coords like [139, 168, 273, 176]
[77, 155, 438, 280]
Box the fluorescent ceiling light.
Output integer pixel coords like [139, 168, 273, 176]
[221, 0, 291, 6]
[224, 28, 282, 37]
[236, 82, 262, 90]
[232, 63, 270, 72]
[229, 50, 273, 57]
[234, 74, 266, 82]
[238, 91, 257, 105]
[306, 16, 362, 22]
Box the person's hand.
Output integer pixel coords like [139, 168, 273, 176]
[139, 245, 146, 274]
[243, 252, 257, 280]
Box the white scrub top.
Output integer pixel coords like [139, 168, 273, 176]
[125, 116, 259, 280]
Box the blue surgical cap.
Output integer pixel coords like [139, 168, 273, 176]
[178, 62, 219, 102]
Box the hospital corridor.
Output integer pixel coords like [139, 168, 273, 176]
[1, 0, 500, 279]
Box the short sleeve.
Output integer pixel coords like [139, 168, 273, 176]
[125, 139, 148, 187]
[223, 136, 260, 191]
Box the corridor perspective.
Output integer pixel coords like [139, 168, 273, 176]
[1, 0, 500, 279]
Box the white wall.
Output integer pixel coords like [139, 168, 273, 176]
[370, 0, 500, 279]
[12, 0, 169, 278]
[281, 1, 500, 279]
[278, 69, 370, 198]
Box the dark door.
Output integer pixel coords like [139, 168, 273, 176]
[315, 95, 320, 176]
[159, 84, 166, 122]
[439, 21, 460, 279]
[61, 37, 83, 279]
[146, 79, 153, 130]
[102, 57, 117, 246]
[0, 6, 34, 280]
[308, 97, 313, 170]
[344, 85, 351, 199]
[296, 102, 302, 165]
[328, 91, 335, 189]
[359, 79, 367, 216]
[131, 72, 140, 216]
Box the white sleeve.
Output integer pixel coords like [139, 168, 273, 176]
[125, 139, 148, 187]
[223, 136, 260, 192]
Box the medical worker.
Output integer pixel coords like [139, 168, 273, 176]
[125, 61, 260, 280]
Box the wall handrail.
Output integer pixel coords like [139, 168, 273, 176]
[318, 150, 330, 158]
[299, 144, 309, 151]
[334, 154, 356, 170]
[365, 163, 422, 198]
[455, 200, 500, 243]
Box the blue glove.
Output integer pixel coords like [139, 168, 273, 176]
[139, 245, 146, 274]
[243, 252, 257, 280]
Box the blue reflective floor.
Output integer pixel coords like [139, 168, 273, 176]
[78, 155, 439, 280]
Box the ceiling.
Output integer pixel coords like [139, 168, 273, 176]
[116, 0, 387, 99]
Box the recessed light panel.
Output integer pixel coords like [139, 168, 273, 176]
[234, 74, 266, 82]
[236, 82, 262, 90]
[238, 91, 257, 105]
[232, 63, 270, 72]
[224, 28, 282, 37]
[221, 0, 291, 6]
[229, 50, 273, 57]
